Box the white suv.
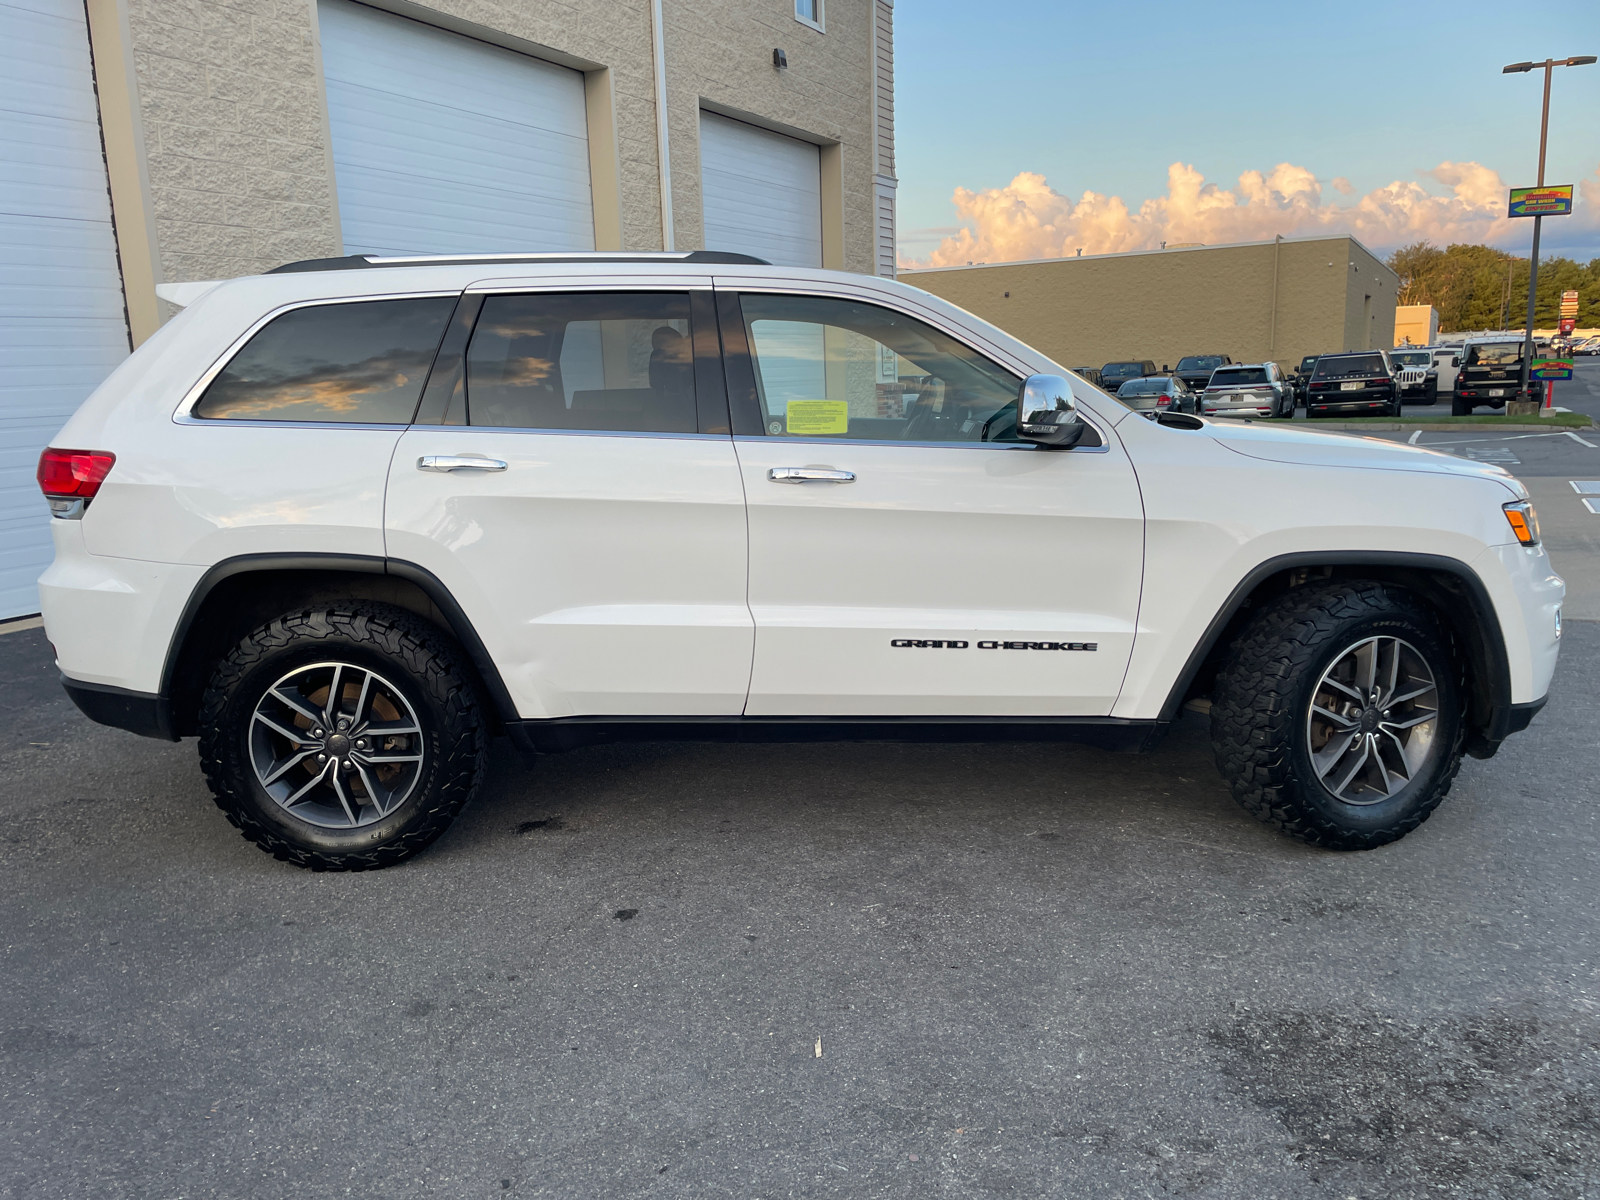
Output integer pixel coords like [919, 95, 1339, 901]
[37, 252, 1564, 869]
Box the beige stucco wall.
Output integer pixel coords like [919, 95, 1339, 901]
[93, 0, 885, 334]
[904, 236, 1401, 373]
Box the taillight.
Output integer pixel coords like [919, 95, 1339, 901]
[1157, 395, 1172, 407]
[37, 448, 115, 518]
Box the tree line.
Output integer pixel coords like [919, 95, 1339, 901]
[1386, 242, 1599, 332]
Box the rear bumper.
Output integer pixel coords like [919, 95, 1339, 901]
[61, 675, 176, 741]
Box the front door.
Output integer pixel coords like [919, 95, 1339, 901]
[720, 289, 1145, 717]
[385, 289, 752, 718]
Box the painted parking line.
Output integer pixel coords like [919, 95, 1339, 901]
[1567, 431, 1598, 448]
[1569, 481, 1600, 494]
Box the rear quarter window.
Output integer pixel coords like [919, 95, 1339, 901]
[192, 296, 456, 422]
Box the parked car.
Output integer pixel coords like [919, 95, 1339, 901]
[1574, 337, 1600, 357]
[1099, 359, 1158, 391]
[1452, 338, 1539, 414]
[1201, 362, 1294, 418]
[1389, 347, 1439, 405]
[1174, 354, 1231, 394]
[1116, 374, 1195, 416]
[1291, 354, 1320, 403]
[1073, 366, 1104, 387]
[37, 250, 1562, 867]
[1305, 351, 1400, 417]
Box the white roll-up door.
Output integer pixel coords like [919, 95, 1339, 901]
[318, 0, 595, 257]
[699, 111, 822, 268]
[0, 0, 131, 619]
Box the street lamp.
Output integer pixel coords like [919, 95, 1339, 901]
[1503, 55, 1596, 403]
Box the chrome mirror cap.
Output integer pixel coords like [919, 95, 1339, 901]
[1018, 374, 1085, 447]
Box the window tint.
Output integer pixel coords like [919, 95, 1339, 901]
[193, 297, 454, 422]
[1211, 367, 1270, 385]
[1118, 377, 1176, 396]
[463, 293, 696, 433]
[1313, 354, 1388, 378]
[1177, 355, 1223, 371]
[1464, 342, 1523, 367]
[739, 293, 1022, 442]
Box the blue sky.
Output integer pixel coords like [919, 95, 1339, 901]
[894, 0, 1600, 265]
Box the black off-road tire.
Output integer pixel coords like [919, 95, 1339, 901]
[1209, 581, 1465, 850]
[1451, 395, 1470, 416]
[198, 603, 487, 870]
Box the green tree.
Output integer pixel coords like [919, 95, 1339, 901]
[1387, 242, 1600, 332]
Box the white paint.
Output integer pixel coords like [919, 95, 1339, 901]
[1408, 430, 1422, 444]
[0, 0, 132, 618]
[36, 257, 1566, 716]
[699, 112, 823, 267]
[317, 0, 594, 256]
[1565, 431, 1596, 449]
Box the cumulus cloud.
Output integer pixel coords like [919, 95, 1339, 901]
[908, 161, 1600, 268]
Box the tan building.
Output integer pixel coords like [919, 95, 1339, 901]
[904, 235, 1398, 375]
[1394, 304, 1440, 347]
[0, 0, 894, 617]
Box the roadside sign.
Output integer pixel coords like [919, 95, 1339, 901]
[1561, 318, 1577, 335]
[1531, 358, 1574, 381]
[1508, 185, 1574, 217]
[1561, 289, 1580, 317]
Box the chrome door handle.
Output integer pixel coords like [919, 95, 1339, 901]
[417, 455, 508, 472]
[768, 467, 855, 484]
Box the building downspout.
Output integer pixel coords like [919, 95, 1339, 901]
[1268, 234, 1282, 357]
[649, 0, 674, 251]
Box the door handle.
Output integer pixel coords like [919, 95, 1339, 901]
[417, 455, 508, 472]
[768, 467, 855, 484]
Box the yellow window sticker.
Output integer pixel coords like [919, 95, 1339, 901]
[785, 399, 849, 436]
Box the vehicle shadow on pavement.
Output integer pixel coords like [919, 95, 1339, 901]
[4, 624, 1599, 1199]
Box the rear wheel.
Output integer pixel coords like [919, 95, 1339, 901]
[198, 603, 487, 870]
[1451, 395, 1470, 416]
[1210, 582, 1464, 850]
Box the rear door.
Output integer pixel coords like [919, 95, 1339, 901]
[719, 286, 1145, 717]
[384, 284, 752, 718]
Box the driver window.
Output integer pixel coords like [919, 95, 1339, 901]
[739, 294, 1023, 442]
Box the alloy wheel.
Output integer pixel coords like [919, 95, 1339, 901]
[1305, 635, 1439, 805]
[248, 661, 425, 828]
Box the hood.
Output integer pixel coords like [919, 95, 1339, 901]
[1203, 419, 1525, 493]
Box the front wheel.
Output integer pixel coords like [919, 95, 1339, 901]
[198, 604, 487, 870]
[1210, 581, 1464, 850]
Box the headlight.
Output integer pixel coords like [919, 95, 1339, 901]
[1503, 500, 1540, 546]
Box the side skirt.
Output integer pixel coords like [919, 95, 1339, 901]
[516, 716, 1167, 755]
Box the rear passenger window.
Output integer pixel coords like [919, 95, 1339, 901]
[193, 297, 454, 422]
[463, 293, 697, 433]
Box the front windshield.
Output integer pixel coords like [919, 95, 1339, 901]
[1300, 357, 1319, 371]
[1392, 351, 1430, 366]
[1465, 343, 1523, 367]
[1177, 356, 1223, 371]
[1211, 367, 1269, 386]
[1102, 362, 1143, 376]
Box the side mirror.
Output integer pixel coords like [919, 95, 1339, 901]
[1451, 356, 1460, 367]
[1018, 374, 1085, 448]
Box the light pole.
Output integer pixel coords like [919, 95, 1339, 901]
[1502, 55, 1595, 402]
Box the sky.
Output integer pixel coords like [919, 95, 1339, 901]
[893, 0, 1600, 269]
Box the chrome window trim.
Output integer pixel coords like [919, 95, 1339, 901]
[171, 291, 461, 425]
[733, 435, 1110, 455]
[408, 425, 728, 442]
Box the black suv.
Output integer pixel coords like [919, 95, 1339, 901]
[1304, 351, 1399, 417]
[1099, 359, 1158, 391]
[1452, 339, 1538, 414]
[1174, 354, 1231, 393]
[1291, 355, 1320, 403]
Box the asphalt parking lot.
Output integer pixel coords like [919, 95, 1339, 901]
[5, 364, 1600, 1200]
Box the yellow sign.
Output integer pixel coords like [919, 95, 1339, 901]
[785, 399, 849, 436]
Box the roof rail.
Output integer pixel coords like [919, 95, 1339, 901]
[267, 250, 770, 274]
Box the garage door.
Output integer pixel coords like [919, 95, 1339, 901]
[699, 111, 822, 268]
[318, 0, 595, 257]
[0, 0, 131, 619]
